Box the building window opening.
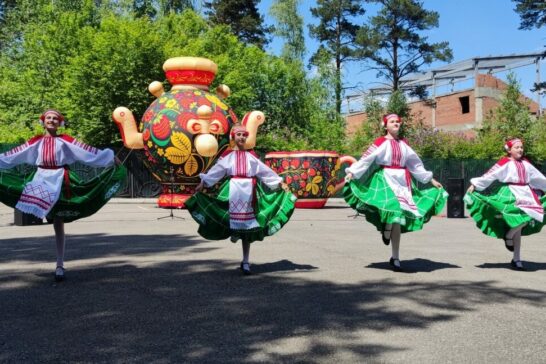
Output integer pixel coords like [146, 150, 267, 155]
[459, 96, 470, 114]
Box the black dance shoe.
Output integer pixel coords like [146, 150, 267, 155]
[54, 266, 65, 282]
[240, 262, 252, 275]
[504, 237, 514, 252]
[510, 260, 526, 271]
[389, 257, 402, 272]
[381, 227, 391, 246]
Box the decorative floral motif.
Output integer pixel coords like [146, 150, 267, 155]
[152, 115, 171, 141]
[205, 94, 227, 110]
[165, 132, 191, 165]
[165, 99, 177, 109]
[265, 152, 347, 201]
[143, 129, 150, 142]
[305, 175, 323, 195]
[140, 88, 236, 188]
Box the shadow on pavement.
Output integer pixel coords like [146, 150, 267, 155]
[1, 256, 545, 362]
[0, 233, 207, 263]
[476, 261, 546, 272]
[251, 259, 318, 274]
[366, 258, 461, 273]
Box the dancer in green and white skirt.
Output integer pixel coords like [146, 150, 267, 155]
[186, 123, 296, 275]
[465, 138, 546, 271]
[0, 109, 126, 281]
[344, 113, 447, 271]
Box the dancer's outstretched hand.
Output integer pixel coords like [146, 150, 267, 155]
[345, 173, 353, 182]
[431, 178, 443, 189]
[281, 183, 290, 192]
[466, 185, 475, 194]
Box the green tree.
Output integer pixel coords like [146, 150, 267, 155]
[301, 74, 346, 153]
[386, 90, 409, 118]
[513, 0, 546, 29]
[0, 5, 339, 151]
[484, 73, 534, 137]
[126, 0, 194, 19]
[0, 1, 101, 138]
[356, 0, 452, 91]
[269, 0, 305, 62]
[159, 0, 194, 14]
[526, 116, 546, 161]
[0, 0, 17, 37]
[132, 0, 158, 18]
[60, 15, 164, 145]
[205, 0, 270, 48]
[346, 95, 383, 155]
[309, 0, 365, 114]
[475, 73, 538, 159]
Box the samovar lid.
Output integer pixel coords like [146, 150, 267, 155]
[163, 57, 218, 89]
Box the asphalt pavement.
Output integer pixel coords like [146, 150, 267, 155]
[0, 199, 545, 363]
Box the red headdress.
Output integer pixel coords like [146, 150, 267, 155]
[504, 138, 523, 152]
[230, 124, 249, 139]
[39, 109, 65, 127]
[382, 113, 402, 126]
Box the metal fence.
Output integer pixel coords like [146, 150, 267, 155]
[423, 158, 546, 188]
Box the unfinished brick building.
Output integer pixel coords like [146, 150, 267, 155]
[346, 53, 544, 135]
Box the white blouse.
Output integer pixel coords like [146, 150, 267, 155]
[346, 136, 433, 183]
[345, 137, 435, 218]
[0, 135, 114, 169]
[199, 150, 282, 190]
[470, 158, 546, 192]
[198, 150, 283, 231]
[0, 135, 114, 218]
[471, 157, 546, 222]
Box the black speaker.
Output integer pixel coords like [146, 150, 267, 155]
[14, 209, 43, 226]
[447, 178, 465, 218]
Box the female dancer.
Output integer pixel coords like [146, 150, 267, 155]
[186, 123, 296, 275]
[465, 138, 546, 270]
[0, 109, 126, 281]
[344, 113, 447, 271]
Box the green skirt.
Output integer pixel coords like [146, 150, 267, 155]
[343, 169, 448, 233]
[0, 166, 127, 223]
[185, 180, 297, 243]
[464, 185, 546, 238]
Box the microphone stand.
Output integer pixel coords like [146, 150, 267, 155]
[158, 166, 184, 220]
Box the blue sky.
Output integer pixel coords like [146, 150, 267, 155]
[258, 0, 546, 105]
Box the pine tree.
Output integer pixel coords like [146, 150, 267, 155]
[205, 0, 270, 48]
[513, 0, 546, 29]
[356, 0, 452, 92]
[269, 0, 305, 62]
[309, 0, 365, 115]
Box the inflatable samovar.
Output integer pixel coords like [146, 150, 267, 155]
[113, 57, 265, 207]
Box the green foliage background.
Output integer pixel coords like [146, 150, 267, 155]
[0, 1, 342, 152]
